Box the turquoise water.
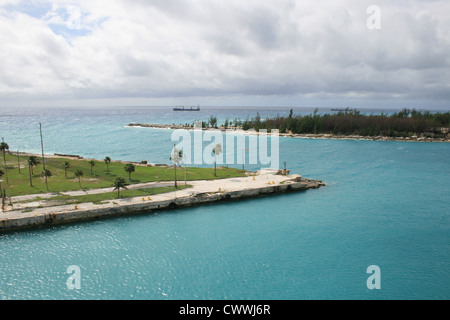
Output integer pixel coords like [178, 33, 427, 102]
[0, 107, 449, 300]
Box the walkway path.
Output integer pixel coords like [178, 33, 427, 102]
[0, 170, 326, 232]
[10, 181, 174, 202]
[4, 169, 294, 213]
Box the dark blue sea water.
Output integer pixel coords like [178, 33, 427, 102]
[0, 106, 449, 300]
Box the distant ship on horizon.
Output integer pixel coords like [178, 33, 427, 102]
[173, 106, 200, 111]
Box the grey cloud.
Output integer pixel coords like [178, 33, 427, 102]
[1, 0, 450, 108]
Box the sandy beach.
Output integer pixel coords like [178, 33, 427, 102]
[128, 123, 450, 143]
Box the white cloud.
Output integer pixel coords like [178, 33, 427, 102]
[0, 0, 449, 108]
[43, 3, 83, 30]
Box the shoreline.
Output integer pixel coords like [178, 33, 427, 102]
[0, 170, 325, 233]
[127, 123, 450, 143]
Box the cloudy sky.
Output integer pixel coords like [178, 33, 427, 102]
[0, 0, 449, 109]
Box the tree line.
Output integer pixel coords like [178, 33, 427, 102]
[233, 108, 450, 138]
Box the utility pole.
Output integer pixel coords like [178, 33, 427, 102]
[0, 180, 4, 211]
[173, 144, 177, 189]
[17, 150, 21, 174]
[40, 123, 46, 171]
[184, 153, 187, 186]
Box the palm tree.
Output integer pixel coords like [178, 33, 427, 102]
[75, 169, 84, 188]
[0, 141, 9, 182]
[0, 141, 9, 165]
[27, 156, 40, 186]
[170, 144, 183, 188]
[64, 161, 70, 178]
[28, 156, 40, 175]
[104, 156, 111, 172]
[42, 169, 52, 191]
[124, 163, 135, 180]
[27, 160, 33, 187]
[89, 160, 96, 175]
[113, 177, 128, 198]
[212, 143, 223, 177]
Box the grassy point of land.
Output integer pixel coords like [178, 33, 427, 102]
[2, 153, 246, 197]
[16, 185, 192, 208]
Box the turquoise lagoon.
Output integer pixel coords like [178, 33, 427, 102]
[0, 106, 448, 300]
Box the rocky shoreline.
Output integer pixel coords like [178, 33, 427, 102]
[128, 123, 450, 143]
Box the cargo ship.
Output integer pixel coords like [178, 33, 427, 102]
[173, 106, 200, 111]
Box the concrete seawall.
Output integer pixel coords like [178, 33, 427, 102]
[0, 171, 325, 233]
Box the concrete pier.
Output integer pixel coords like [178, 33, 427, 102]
[0, 170, 325, 233]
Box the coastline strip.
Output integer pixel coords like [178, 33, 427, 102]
[127, 123, 450, 142]
[0, 171, 324, 233]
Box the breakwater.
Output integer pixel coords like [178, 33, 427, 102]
[0, 171, 324, 233]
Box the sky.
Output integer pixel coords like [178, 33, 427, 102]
[0, 0, 449, 110]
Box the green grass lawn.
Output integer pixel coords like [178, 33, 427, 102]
[26, 185, 192, 207]
[0, 153, 245, 197]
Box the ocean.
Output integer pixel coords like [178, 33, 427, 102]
[0, 106, 449, 300]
